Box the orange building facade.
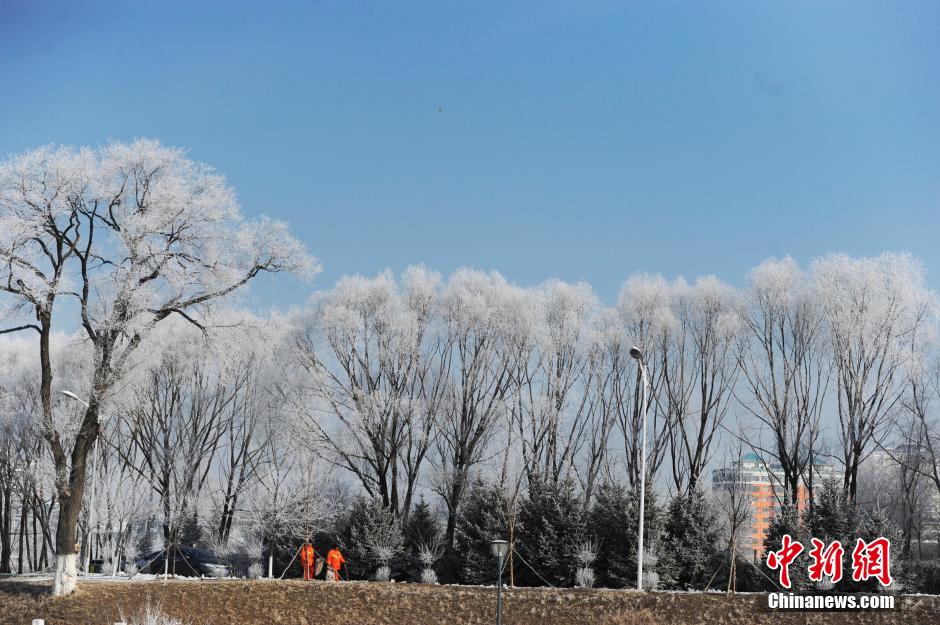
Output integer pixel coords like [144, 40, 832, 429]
[712, 453, 833, 561]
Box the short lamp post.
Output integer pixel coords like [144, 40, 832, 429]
[490, 539, 510, 625]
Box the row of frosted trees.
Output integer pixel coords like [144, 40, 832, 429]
[2, 140, 940, 594]
[3, 254, 940, 590]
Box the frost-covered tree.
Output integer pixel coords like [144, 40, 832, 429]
[615, 273, 742, 495]
[117, 322, 237, 547]
[290, 266, 445, 521]
[738, 257, 829, 508]
[664, 276, 743, 494]
[507, 280, 600, 488]
[109, 313, 292, 575]
[206, 316, 288, 547]
[891, 312, 940, 557]
[247, 442, 338, 578]
[95, 456, 153, 574]
[615, 275, 673, 489]
[0, 352, 38, 573]
[0, 140, 313, 594]
[575, 311, 622, 507]
[888, 409, 934, 558]
[3, 368, 59, 574]
[812, 253, 931, 502]
[435, 269, 520, 547]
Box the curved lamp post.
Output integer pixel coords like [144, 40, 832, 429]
[490, 539, 510, 625]
[629, 347, 650, 591]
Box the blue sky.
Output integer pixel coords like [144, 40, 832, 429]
[2, 1, 938, 307]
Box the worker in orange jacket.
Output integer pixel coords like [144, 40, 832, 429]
[300, 542, 316, 581]
[326, 545, 346, 581]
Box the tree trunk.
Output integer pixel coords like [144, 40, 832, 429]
[50, 404, 97, 595]
[34, 494, 54, 570]
[25, 506, 33, 573]
[727, 537, 736, 594]
[0, 486, 11, 573]
[443, 472, 466, 548]
[508, 519, 515, 588]
[53, 493, 83, 594]
[32, 505, 38, 572]
[845, 454, 859, 503]
[17, 501, 27, 574]
[37, 311, 87, 596]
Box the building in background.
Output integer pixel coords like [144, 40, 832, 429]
[712, 453, 837, 561]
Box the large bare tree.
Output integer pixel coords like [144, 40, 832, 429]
[737, 257, 829, 507]
[890, 317, 940, 552]
[812, 253, 930, 502]
[630, 275, 742, 495]
[507, 280, 600, 488]
[434, 269, 519, 547]
[615, 274, 674, 490]
[289, 266, 446, 521]
[0, 140, 312, 594]
[118, 337, 238, 546]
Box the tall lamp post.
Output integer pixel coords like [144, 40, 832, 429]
[61, 390, 109, 577]
[490, 539, 510, 625]
[629, 346, 650, 591]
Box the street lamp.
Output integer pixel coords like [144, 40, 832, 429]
[60, 390, 83, 403]
[490, 539, 510, 625]
[629, 346, 650, 591]
[60, 390, 110, 577]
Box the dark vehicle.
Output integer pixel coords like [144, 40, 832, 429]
[135, 547, 230, 578]
[88, 558, 131, 574]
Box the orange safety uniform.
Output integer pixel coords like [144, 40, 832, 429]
[300, 543, 316, 581]
[326, 548, 345, 581]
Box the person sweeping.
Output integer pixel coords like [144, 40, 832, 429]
[300, 542, 316, 581]
[326, 545, 346, 581]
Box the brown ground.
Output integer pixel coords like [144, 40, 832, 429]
[1, 579, 938, 625]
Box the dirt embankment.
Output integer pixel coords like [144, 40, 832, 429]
[1, 580, 939, 625]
